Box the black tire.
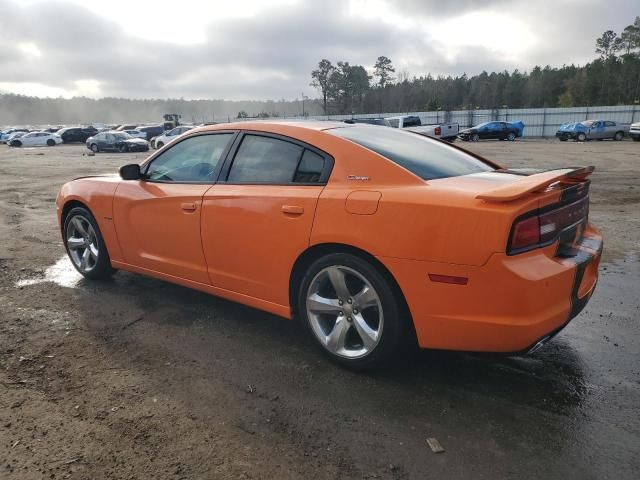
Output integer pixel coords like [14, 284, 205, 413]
[46, 139, 55, 146]
[63, 206, 115, 280]
[119, 144, 128, 153]
[90, 144, 99, 153]
[632, 136, 640, 142]
[10, 140, 21, 147]
[507, 132, 516, 141]
[577, 133, 586, 142]
[470, 133, 480, 142]
[614, 131, 624, 141]
[559, 135, 568, 142]
[156, 141, 164, 149]
[297, 252, 406, 370]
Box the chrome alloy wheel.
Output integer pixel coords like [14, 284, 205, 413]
[306, 265, 384, 358]
[66, 215, 99, 273]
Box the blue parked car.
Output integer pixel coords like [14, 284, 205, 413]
[458, 121, 524, 142]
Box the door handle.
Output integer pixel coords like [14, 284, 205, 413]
[181, 202, 197, 212]
[281, 205, 304, 215]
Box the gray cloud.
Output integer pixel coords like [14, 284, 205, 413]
[0, 0, 637, 100]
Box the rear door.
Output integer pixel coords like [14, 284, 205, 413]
[201, 132, 332, 306]
[113, 132, 235, 283]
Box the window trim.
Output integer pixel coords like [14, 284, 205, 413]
[218, 130, 335, 186]
[140, 130, 239, 185]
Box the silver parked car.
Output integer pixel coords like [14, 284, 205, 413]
[630, 122, 640, 142]
[556, 119, 629, 142]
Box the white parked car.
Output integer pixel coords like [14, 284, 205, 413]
[152, 126, 194, 149]
[9, 131, 63, 147]
[0, 128, 30, 143]
[630, 122, 640, 142]
[123, 129, 147, 139]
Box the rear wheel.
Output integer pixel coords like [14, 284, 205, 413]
[507, 132, 516, 141]
[298, 253, 405, 370]
[614, 131, 624, 141]
[577, 133, 586, 142]
[632, 136, 640, 142]
[118, 144, 128, 153]
[63, 207, 115, 280]
[90, 144, 99, 153]
[10, 140, 22, 147]
[46, 139, 55, 146]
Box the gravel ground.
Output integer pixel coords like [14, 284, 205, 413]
[0, 139, 638, 479]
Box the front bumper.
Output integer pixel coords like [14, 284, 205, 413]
[556, 131, 578, 139]
[380, 224, 603, 353]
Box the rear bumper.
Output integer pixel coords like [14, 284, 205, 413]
[380, 224, 602, 353]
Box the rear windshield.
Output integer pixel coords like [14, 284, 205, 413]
[328, 126, 495, 180]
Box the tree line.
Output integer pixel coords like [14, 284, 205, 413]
[310, 16, 640, 114]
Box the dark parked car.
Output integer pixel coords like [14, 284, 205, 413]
[459, 121, 524, 141]
[86, 131, 149, 153]
[137, 124, 166, 140]
[344, 118, 392, 127]
[57, 126, 98, 143]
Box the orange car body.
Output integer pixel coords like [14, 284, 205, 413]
[57, 122, 602, 353]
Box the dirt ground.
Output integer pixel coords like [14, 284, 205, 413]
[0, 139, 639, 479]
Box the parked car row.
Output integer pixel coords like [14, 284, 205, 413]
[459, 121, 524, 141]
[86, 131, 150, 153]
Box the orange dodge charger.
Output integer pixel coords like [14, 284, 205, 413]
[57, 122, 602, 368]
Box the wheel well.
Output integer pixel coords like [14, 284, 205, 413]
[289, 243, 416, 341]
[60, 200, 90, 230]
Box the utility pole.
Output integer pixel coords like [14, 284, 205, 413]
[301, 92, 308, 117]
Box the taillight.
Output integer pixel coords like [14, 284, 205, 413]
[511, 216, 540, 250]
[435, 126, 441, 136]
[508, 196, 589, 255]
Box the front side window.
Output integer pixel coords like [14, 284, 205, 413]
[329, 126, 494, 180]
[227, 135, 304, 183]
[145, 133, 233, 182]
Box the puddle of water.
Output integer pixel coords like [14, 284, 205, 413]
[16, 256, 82, 288]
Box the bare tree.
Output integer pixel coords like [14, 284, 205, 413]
[595, 30, 623, 59]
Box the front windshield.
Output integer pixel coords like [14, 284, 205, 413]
[581, 121, 595, 127]
[474, 122, 490, 128]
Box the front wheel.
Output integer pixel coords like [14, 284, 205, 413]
[632, 136, 640, 142]
[298, 253, 406, 370]
[63, 207, 115, 279]
[46, 139, 55, 146]
[577, 133, 587, 142]
[10, 140, 22, 147]
[118, 144, 128, 153]
[470, 133, 480, 142]
[90, 144, 99, 153]
[559, 135, 568, 142]
[156, 141, 164, 149]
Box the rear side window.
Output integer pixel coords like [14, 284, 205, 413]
[294, 150, 325, 183]
[227, 135, 303, 183]
[329, 126, 494, 180]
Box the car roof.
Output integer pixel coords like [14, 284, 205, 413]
[191, 120, 350, 135]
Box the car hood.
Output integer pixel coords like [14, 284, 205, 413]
[558, 122, 588, 133]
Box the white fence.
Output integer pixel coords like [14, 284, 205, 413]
[266, 105, 640, 137]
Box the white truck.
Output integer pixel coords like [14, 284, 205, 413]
[385, 115, 459, 142]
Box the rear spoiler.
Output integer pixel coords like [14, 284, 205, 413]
[476, 166, 594, 202]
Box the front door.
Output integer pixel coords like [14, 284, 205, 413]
[201, 133, 331, 306]
[113, 132, 235, 283]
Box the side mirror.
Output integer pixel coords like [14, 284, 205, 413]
[119, 163, 142, 180]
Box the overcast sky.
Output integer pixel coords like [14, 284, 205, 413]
[0, 0, 636, 100]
